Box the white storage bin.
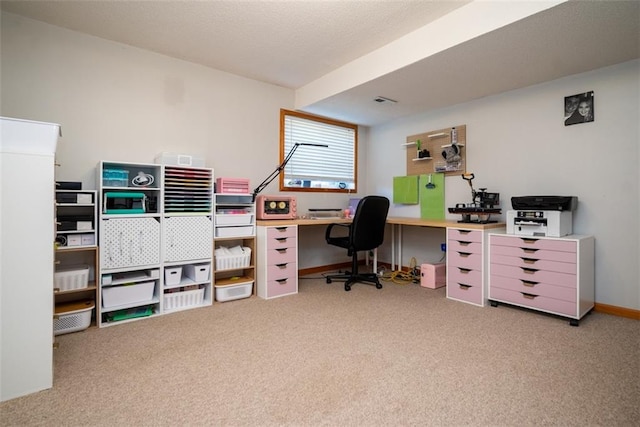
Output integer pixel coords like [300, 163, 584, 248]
[184, 263, 211, 282]
[215, 214, 253, 226]
[102, 281, 155, 308]
[215, 225, 254, 238]
[164, 266, 183, 286]
[54, 265, 90, 291]
[54, 300, 94, 335]
[164, 288, 205, 311]
[215, 247, 251, 270]
[215, 282, 253, 302]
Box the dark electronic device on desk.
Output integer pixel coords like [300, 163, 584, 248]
[448, 172, 501, 223]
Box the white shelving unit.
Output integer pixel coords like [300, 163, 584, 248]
[161, 165, 213, 313]
[213, 194, 256, 302]
[97, 161, 162, 327]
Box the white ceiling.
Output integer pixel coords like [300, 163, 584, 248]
[2, 0, 639, 126]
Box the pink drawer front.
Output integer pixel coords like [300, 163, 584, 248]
[448, 266, 482, 287]
[267, 262, 297, 279]
[448, 240, 482, 254]
[490, 235, 576, 253]
[490, 263, 576, 288]
[268, 235, 297, 250]
[267, 276, 297, 298]
[490, 244, 576, 263]
[266, 226, 297, 239]
[490, 275, 576, 302]
[491, 254, 576, 274]
[448, 229, 482, 243]
[449, 251, 482, 270]
[447, 280, 482, 305]
[490, 287, 577, 317]
[267, 247, 297, 265]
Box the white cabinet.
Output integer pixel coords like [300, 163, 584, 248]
[488, 234, 595, 325]
[1, 117, 59, 402]
[100, 217, 161, 269]
[256, 225, 298, 299]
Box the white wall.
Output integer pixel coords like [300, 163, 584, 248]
[367, 60, 640, 310]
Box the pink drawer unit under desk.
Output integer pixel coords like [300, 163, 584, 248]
[489, 287, 577, 317]
[490, 263, 577, 288]
[490, 244, 577, 263]
[490, 254, 576, 274]
[489, 275, 577, 303]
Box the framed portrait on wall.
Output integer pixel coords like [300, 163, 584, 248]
[565, 91, 594, 126]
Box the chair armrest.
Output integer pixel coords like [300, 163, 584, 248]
[325, 223, 351, 241]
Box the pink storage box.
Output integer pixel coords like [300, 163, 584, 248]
[421, 263, 446, 289]
[216, 177, 250, 194]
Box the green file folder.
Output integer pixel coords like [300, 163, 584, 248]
[393, 175, 419, 204]
[419, 174, 445, 220]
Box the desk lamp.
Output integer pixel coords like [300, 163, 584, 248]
[252, 142, 328, 201]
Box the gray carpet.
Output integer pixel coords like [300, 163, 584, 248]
[2, 275, 639, 426]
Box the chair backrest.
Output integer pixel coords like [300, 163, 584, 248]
[349, 195, 390, 251]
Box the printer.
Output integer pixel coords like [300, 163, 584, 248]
[507, 196, 577, 237]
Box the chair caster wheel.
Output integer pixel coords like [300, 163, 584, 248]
[376, 283, 383, 289]
[326, 278, 332, 284]
[345, 285, 351, 291]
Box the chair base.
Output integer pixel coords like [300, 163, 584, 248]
[325, 271, 383, 292]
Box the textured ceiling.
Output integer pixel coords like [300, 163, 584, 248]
[1, 0, 639, 126]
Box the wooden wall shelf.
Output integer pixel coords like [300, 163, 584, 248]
[405, 125, 466, 176]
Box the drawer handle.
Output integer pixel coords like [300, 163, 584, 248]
[458, 230, 471, 234]
[276, 278, 288, 284]
[522, 248, 539, 254]
[458, 283, 471, 290]
[276, 248, 288, 253]
[520, 267, 538, 274]
[458, 241, 472, 246]
[520, 280, 539, 287]
[275, 237, 288, 242]
[521, 257, 538, 264]
[520, 238, 538, 244]
[275, 263, 288, 268]
[275, 227, 288, 231]
[458, 252, 471, 257]
[457, 267, 471, 274]
[521, 292, 538, 300]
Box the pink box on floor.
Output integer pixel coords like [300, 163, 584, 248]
[421, 263, 446, 289]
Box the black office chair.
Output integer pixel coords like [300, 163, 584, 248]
[325, 195, 390, 291]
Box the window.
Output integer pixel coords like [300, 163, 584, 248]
[280, 109, 357, 193]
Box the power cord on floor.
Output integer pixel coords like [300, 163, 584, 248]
[379, 257, 421, 285]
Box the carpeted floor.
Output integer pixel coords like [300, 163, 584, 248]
[1, 275, 638, 426]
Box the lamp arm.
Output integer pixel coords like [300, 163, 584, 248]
[252, 143, 301, 201]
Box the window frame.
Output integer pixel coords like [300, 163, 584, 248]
[279, 109, 358, 194]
